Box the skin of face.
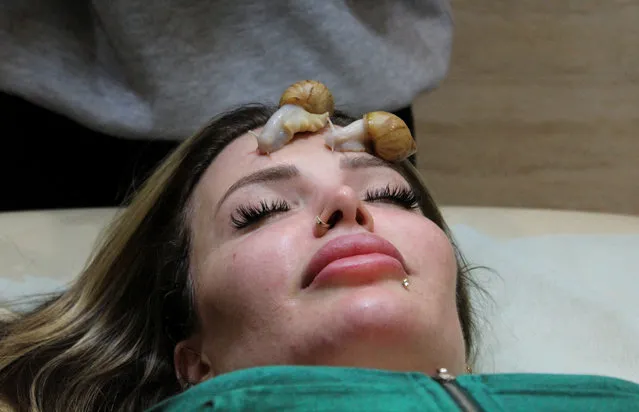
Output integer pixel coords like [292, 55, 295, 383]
[175, 128, 465, 384]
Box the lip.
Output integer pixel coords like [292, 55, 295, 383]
[302, 233, 407, 289]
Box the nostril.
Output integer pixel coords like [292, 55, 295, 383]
[327, 210, 342, 228]
[356, 210, 365, 225]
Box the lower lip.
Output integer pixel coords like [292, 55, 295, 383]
[308, 253, 405, 289]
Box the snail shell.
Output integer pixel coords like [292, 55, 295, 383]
[324, 111, 417, 162]
[257, 105, 329, 154]
[279, 80, 335, 115]
[365, 111, 417, 162]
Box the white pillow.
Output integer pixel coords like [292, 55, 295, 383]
[454, 224, 639, 383]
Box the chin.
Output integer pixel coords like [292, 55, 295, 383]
[289, 284, 464, 375]
[295, 286, 428, 363]
[333, 284, 422, 339]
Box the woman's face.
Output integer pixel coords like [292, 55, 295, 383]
[178, 129, 465, 382]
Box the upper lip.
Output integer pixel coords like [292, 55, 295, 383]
[301, 233, 407, 288]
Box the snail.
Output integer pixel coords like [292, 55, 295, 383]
[279, 80, 335, 115]
[324, 111, 417, 162]
[256, 80, 333, 154]
[256, 105, 329, 154]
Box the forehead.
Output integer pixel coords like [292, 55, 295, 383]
[192, 129, 407, 210]
[206, 130, 328, 185]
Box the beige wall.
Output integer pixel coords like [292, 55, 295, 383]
[414, 0, 639, 215]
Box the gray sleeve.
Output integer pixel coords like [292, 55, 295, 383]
[1, 0, 453, 140]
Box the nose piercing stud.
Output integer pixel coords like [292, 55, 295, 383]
[315, 215, 330, 228]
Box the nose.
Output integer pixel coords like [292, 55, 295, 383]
[314, 186, 374, 237]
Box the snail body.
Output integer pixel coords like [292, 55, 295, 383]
[279, 80, 335, 115]
[323, 120, 369, 152]
[324, 111, 417, 162]
[257, 105, 329, 154]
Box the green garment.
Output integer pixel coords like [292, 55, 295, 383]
[147, 366, 639, 411]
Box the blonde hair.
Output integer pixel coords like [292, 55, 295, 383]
[0, 105, 478, 411]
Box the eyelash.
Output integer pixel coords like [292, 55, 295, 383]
[230, 184, 419, 229]
[231, 199, 291, 229]
[364, 184, 420, 209]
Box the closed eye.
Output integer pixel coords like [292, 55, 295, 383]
[364, 184, 419, 210]
[231, 199, 290, 229]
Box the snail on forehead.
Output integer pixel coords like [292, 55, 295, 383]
[256, 80, 333, 154]
[324, 111, 417, 163]
[255, 80, 416, 162]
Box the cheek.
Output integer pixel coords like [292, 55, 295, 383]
[374, 210, 457, 291]
[194, 222, 308, 318]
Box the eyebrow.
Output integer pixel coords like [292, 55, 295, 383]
[339, 155, 393, 170]
[215, 155, 397, 213]
[215, 165, 299, 212]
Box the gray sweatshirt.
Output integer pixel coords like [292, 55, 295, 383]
[0, 0, 452, 140]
